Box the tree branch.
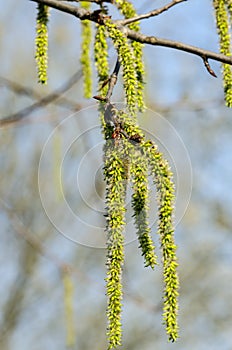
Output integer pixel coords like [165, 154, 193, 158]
[0, 76, 81, 111]
[30, 0, 232, 68]
[106, 58, 121, 102]
[126, 28, 232, 65]
[202, 57, 217, 78]
[30, 0, 90, 19]
[0, 69, 82, 126]
[118, 0, 187, 26]
[93, 58, 121, 128]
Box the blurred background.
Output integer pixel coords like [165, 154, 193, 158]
[1, 1, 232, 349]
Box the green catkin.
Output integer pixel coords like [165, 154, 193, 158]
[225, 0, 232, 23]
[143, 141, 179, 342]
[94, 24, 109, 92]
[115, 110, 157, 268]
[80, 2, 92, 98]
[130, 146, 157, 268]
[104, 140, 128, 349]
[115, 0, 145, 111]
[213, 0, 232, 107]
[100, 104, 179, 345]
[117, 109, 143, 138]
[62, 270, 75, 347]
[131, 41, 146, 111]
[35, 4, 49, 84]
[52, 130, 63, 200]
[94, 24, 110, 129]
[96, 3, 178, 342]
[104, 21, 138, 116]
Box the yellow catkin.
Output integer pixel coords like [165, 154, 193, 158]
[143, 141, 179, 342]
[213, 0, 232, 107]
[115, 0, 146, 111]
[52, 129, 63, 200]
[80, 2, 92, 98]
[35, 4, 49, 84]
[94, 24, 110, 129]
[104, 142, 127, 349]
[62, 270, 75, 347]
[225, 0, 232, 22]
[104, 20, 138, 116]
[130, 146, 157, 268]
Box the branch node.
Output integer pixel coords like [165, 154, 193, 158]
[202, 56, 217, 78]
[93, 95, 107, 102]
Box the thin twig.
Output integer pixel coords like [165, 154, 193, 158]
[106, 59, 121, 102]
[202, 57, 217, 77]
[94, 58, 121, 128]
[30, 0, 89, 18]
[0, 70, 82, 126]
[93, 58, 121, 103]
[118, 0, 187, 26]
[0, 76, 81, 111]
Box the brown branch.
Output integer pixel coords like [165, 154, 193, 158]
[93, 59, 121, 103]
[30, 0, 109, 22]
[106, 59, 121, 102]
[94, 58, 121, 127]
[126, 28, 232, 65]
[0, 70, 82, 127]
[0, 76, 82, 111]
[202, 57, 217, 78]
[31, 0, 232, 68]
[118, 0, 187, 26]
[30, 0, 90, 18]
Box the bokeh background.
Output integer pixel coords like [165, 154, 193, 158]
[1, 1, 232, 349]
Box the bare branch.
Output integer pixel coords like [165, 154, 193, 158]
[93, 59, 121, 103]
[203, 57, 217, 78]
[105, 59, 121, 102]
[0, 76, 81, 111]
[0, 70, 82, 127]
[118, 0, 187, 26]
[126, 28, 232, 66]
[30, 0, 90, 18]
